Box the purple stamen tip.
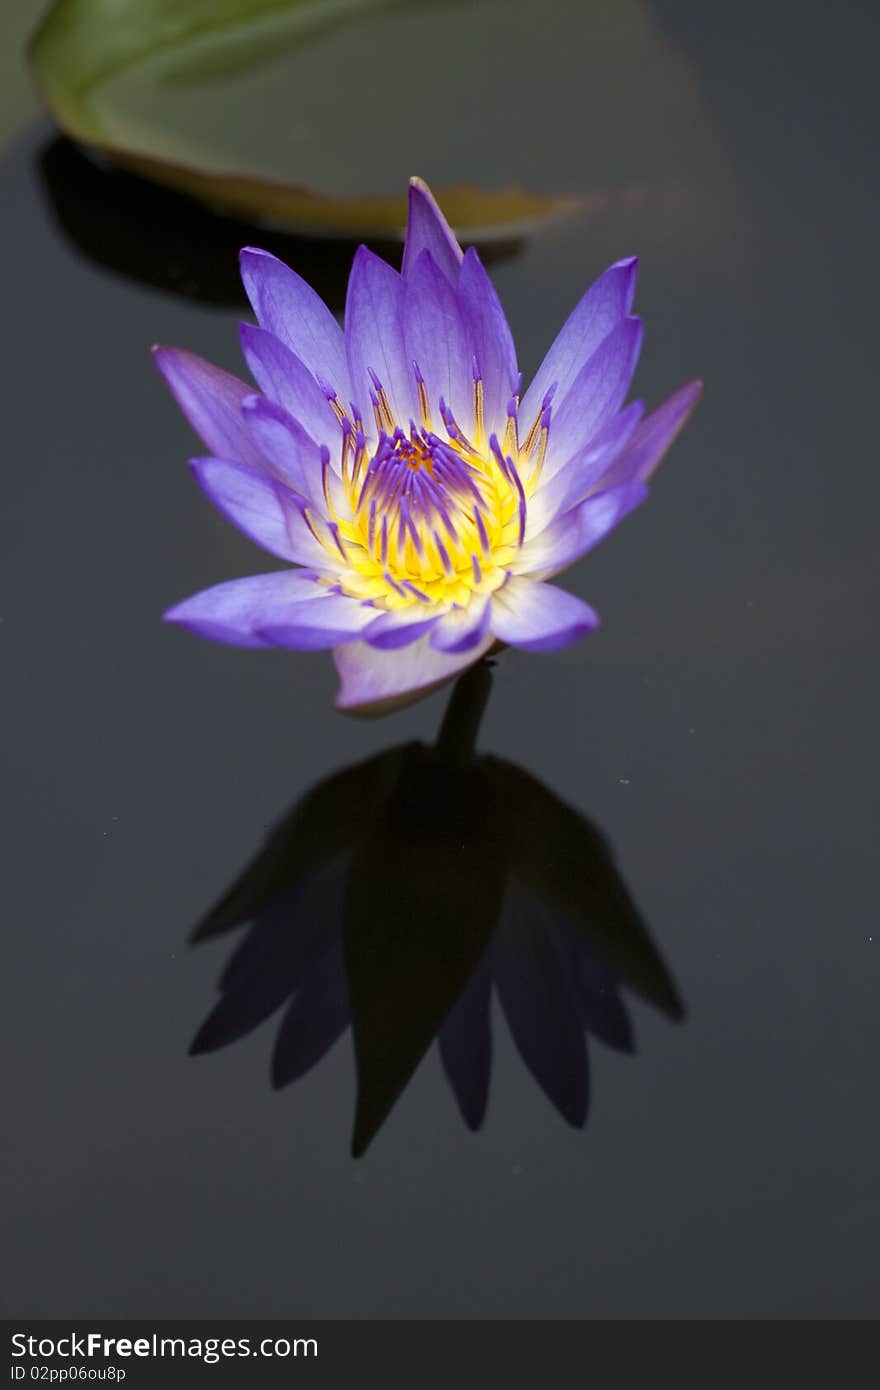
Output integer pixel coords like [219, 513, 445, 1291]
[542, 382, 558, 409]
[434, 531, 453, 576]
[315, 372, 336, 399]
[488, 433, 505, 469]
[506, 396, 518, 419]
[513, 372, 523, 397]
[368, 367, 384, 392]
[412, 359, 424, 384]
[472, 354, 482, 382]
[439, 398, 461, 437]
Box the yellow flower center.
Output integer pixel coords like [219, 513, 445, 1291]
[302, 374, 551, 612]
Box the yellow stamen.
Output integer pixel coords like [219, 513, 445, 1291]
[417, 377, 431, 430]
[473, 376, 485, 448]
[328, 395, 350, 428]
[375, 386, 395, 432]
[531, 425, 550, 486]
[521, 407, 542, 459]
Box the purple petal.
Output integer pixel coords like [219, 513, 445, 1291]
[490, 577, 598, 652]
[334, 632, 495, 714]
[259, 592, 377, 650]
[362, 604, 440, 650]
[240, 395, 325, 501]
[594, 379, 703, 491]
[429, 596, 491, 654]
[516, 482, 648, 579]
[438, 957, 492, 1130]
[404, 250, 473, 432]
[239, 323, 340, 448]
[401, 177, 464, 285]
[164, 569, 324, 646]
[344, 246, 415, 425]
[153, 347, 263, 467]
[548, 316, 644, 465]
[239, 247, 350, 398]
[526, 401, 644, 533]
[190, 457, 336, 568]
[457, 247, 518, 434]
[520, 257, 638, 428]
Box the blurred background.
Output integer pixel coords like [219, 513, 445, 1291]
[2, 0, 878, 1319]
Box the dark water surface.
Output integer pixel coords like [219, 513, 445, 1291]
[4, 2, 878, 1318]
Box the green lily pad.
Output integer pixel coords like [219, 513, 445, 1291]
[28, 0, 738, 243]
[1, 0, 45, 154]
[28, 0, 578, 239]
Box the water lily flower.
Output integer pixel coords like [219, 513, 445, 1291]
[155, 178, 701, 712]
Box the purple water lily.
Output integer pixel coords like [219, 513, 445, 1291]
[156, 178, 701, 712]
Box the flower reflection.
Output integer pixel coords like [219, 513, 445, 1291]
[190, 662, 683, 1154]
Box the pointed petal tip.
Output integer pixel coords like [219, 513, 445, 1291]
[238, 245, 277, 286]
[612, 255, 639, 306]
[162, 601, 206, 635]
[348, 242, 385, 279]
[406, 177, 447, 224]
[673, 377, 704, 421]
[151, 343, 179, 375]
[403, 178, 464, 281]
[151, 344, 176, 383]
[151, 344, 187, 383]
